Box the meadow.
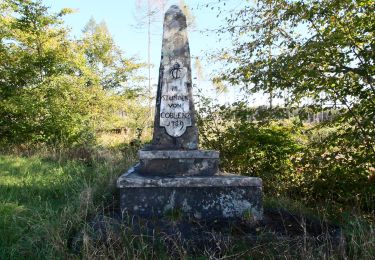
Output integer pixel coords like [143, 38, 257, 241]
[0, 136, 373, 259]
[0, 142, 134, 259]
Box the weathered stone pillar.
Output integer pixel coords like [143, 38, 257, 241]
[117, 5, 263, 221]
[137, 5, 219, 177]
[151, 5, 198, 150]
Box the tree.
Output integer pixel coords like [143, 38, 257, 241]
[0, 0, 88, 145]
[215, 0, 374, 152]
[134, 0, 169, 94]
[207, 0, 374, 208]
[81, 18, 142, 91]
[0, 0, 75, 90]
[0, 0, 145, 146]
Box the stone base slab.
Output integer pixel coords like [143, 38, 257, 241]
[117, 166, 263, 221]
[138, 150, 220, 176]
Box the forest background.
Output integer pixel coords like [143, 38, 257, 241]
[0, 0, 374, 258]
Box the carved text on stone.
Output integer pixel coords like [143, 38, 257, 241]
[159, 59, 191, 137]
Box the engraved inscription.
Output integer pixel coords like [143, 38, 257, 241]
[159, 59, 191, 137]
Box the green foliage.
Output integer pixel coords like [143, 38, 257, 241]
[294, 124, 375, 211]
[207, 0, 374, 211]
[216, 0, 374, 105]
[1, 75, 97, 145]
[0, 0, 149, 147]
[197, 98, 303, 194]
[213, 0, 374, 157]
[81, 17, 143, 90]
[0, 0, 87, 145]
[197, 97, 374, 211]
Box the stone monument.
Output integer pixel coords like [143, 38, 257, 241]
[117, 5, 262, 221]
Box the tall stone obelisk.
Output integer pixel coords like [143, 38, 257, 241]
[137, 5, 219, 177]
[117, 6, 263, 221]
[151, 5, 198, 150]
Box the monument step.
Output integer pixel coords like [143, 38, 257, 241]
[117, 166, 262, 188]
[117, 166, 263, 221]
[137, 150, 220, 176]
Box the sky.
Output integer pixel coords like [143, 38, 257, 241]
[42, 0, 268, 105]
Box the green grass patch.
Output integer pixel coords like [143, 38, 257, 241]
[0, 152, 133, 259]
[0, 151, 374, 259]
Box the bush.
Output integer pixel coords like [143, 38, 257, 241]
[293, 125, 375, 211]
[0, 75, 98, 147]
[197, 100, 303, 194]
[197, 98, 375, 213]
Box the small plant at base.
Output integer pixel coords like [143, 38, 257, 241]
[165, 208, 183, 222]
[243, 209, 254, 222]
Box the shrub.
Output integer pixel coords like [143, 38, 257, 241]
[197, 100, 303, 194]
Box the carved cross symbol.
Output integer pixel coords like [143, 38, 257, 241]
[170, 62, 182, 79]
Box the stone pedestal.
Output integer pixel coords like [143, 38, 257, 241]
[117, 166, 263, 220]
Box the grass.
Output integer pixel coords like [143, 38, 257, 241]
[0, 147, 135, 259]
[0, 146, 374, 259]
